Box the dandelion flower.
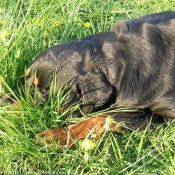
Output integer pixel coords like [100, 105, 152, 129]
[53, 21, 61, 28]
[0, 8, 3, 15]
[0, 30, 9, 41]
[84, 22, 91, 28]
[0, 21, 4, 27]
[81, 139, 96, 150]
[1, 30, 9, 37]
[43, 31, 49, 38]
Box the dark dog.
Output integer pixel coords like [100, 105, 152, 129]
[1, 11, 175, 147]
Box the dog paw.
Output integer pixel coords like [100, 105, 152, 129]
[35, 115, 122, 148]
[36, 127, 69, 147]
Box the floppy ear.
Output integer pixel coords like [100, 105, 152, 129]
[76, 72, 114, 114]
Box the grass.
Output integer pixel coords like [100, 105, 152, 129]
[0, 0, 175, 174]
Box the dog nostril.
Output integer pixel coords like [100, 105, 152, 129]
[41, 89, 46, 95]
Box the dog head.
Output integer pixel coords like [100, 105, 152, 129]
[22, 33, 116, 115]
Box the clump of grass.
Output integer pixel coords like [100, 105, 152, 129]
[0, 0, 175, 174]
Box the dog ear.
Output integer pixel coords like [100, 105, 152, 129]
[110, 20, 128, 36]
[76, 72, 114, 114]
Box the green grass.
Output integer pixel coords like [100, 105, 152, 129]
[0, 0, 175, 174]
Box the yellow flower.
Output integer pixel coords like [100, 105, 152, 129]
[0, 8, 3, 15]
[53, 21, 61, 28]
[84, 22, 91, 28]
[0, 30, 9, 41]
[43, 31, 49, 38]
[0, 21, 4, 27]
[81, 139, 96, 150]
